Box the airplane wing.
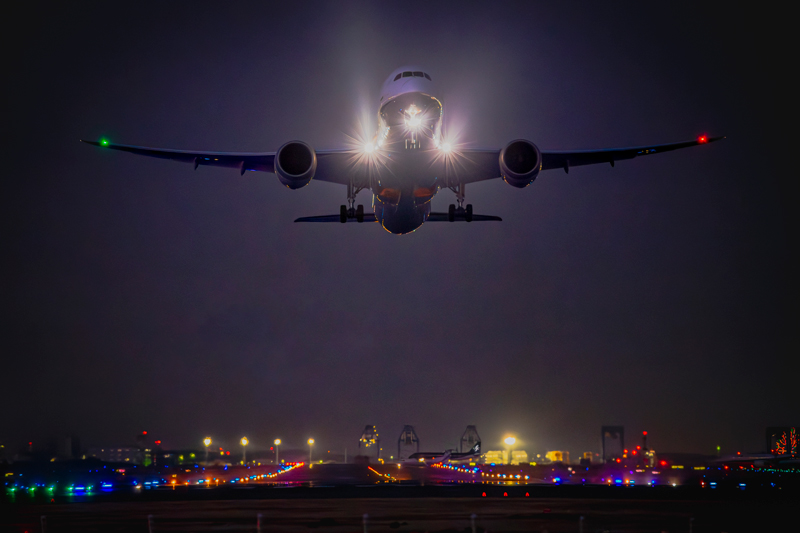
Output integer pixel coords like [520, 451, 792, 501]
[452, 135, 724, 184]
[80, 140, 357, 185]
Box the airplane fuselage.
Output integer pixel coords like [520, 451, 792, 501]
[370, 67, 446, 234]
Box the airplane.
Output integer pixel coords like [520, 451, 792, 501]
[404, 442, 481, 466]
[82, 66, 724, 235]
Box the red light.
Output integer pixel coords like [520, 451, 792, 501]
[660, 460, 667, 466]
[698, 135, 707, 143]
[503, 492, 508, 497]
[155, 440, 161, 445]
[624, 449, 628, 454]
[636, 446, 641, 450]
[481, 492, 486, 497]
[525, 492, 530, 497]
[737, 451, 741, 455]
[643, 431, 647, 436]
[143, 431, 147, 435]
[616, 458, 621, 463]
[226, 451, 230, 455]
[632, 451, 637, 455]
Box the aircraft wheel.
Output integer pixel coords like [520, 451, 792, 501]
[339, 205, 347, 223]
[356, 204, 364, 223]
[448, 204, 455, 222]
[465, 204, 473, 222]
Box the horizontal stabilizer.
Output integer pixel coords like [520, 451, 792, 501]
[295, 214, 377, 223]
[427, 212, 502, 222]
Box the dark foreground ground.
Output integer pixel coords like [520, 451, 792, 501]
[2, 485, 796, 533]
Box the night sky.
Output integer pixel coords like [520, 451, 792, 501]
[5, 2, 793, 458]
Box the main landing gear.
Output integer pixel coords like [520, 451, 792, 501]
[447, 182, 473, 222]
[340, 181, 365, 223]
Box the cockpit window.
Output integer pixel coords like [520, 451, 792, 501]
[402, 71, 413, 77]
[424, 73, 431, 80]
[413, 71, 424, 77]
[394, 73, 402, 81]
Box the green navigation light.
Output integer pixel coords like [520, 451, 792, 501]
[100, 139, 109, 146]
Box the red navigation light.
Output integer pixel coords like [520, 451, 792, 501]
[698, 135, 708, 143]
[143, 431, 147, 435]
[643, 431, 648, 436]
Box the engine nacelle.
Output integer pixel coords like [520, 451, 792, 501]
[499, 139, 541, 188]
[275, 141, 317, 189]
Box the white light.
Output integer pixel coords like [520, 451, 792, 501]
[364, 143, 375, 153]
[440, 142, 452, 153]
[409, 116, 421, 128]
[504, 437, 516, 446]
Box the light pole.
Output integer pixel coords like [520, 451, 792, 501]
[203, 437, 212, 466]
[274, 439, 281, 465]
[241, 437, 249, 465]
[504, 436, 516, 465]
[308, 438, 315, 463]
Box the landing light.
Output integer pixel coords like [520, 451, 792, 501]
[440, 142, 452, 153]
[364, 143, 375, 154]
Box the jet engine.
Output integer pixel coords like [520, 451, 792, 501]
[499, 139, 541, 188]
[274, 141, 317, 189]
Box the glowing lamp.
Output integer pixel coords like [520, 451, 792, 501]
[203, 438, 212, 447]
[241, 437, 248, 446]
[274, 439, 281, 446]
[698, 135, 708, 143]
[504, 437, 516, 446]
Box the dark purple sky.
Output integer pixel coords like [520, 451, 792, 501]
[5, 2, 793, 458]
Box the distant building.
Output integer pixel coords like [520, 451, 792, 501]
[88, 447, 143, 464]
[481, 450, 528, 464]
[545, 451, 570, 464]
[511, 450, 528, 465]
[483, 450, 505, 464]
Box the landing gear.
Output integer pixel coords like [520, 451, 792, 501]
[447, 203, 473, 222]
[340, 181, 366, 223]
[446, 182, 473, 222]
[340, 204, 365, 223]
